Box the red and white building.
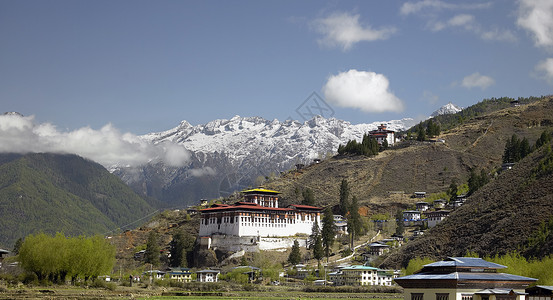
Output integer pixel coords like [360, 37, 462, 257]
[199, 189, 322, 251]
[369, 124, 395, 146]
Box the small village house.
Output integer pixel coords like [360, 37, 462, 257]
[425, 210, 450, 228]
[526, 286, 553, 300]
[143, 270, 165, 280]
[433, 199, 447, 209]
[416, 201, 430, 212]
[330, 265, 394, 286]
[197, 269, 220, 282]
[367, 242, 391, 256]
[394, 257, 537, 300]
[414, 192, 427, 198]
[0, 249, 8, 268]
[169, 268, 192, 282]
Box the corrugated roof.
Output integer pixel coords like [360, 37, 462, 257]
[341, 265, 379, 271]
[395, 272, 537, 282]
[424, 257, 507, 269]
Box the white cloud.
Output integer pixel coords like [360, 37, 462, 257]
[400, 0, 491, 16]
[322, 69, 404, 113]
[188, 167, 216, 177]
[428, 14, 516, 42]
[461, 72, 495, 89]
[0, 114, 190, 168]
[312, 12, 396, 51]
[534, 58, 553, 84]
[422, 90, 440, 105]
[517, 0, 553, 51]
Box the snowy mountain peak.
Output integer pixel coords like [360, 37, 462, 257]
[431, 102, 463, 117]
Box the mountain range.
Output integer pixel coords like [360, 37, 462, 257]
[115, 115, 420, 208]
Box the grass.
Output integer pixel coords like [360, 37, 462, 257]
[144, 291, 403, 300]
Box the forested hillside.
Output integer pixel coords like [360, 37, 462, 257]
[0, 153, 155, 248]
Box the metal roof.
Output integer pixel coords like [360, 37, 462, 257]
[241, 188, 281, 194]
[395, 272, 537, 282]
[341, 265, 379, 271]
[424, 257, 507, 269]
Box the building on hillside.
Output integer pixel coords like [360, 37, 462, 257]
[425, 210, 450, 228]
[231, 266, 262, 283]
[330, 265, 394, 286]
[199, 188, 322, 252]
[367, 242, 391, 256]
[394, 257, 537, 300]
[414, 192, 427, 198]
[526, 286, 553, 300]
[416, 202, 430, 212]
[433, 199, 447, 209]
[334, 215, 348, 235]
[369, 124, 396, 146]
[197, 269, 220, 282]
[0, 249, 8, 268]
[143, 270, 166, 280]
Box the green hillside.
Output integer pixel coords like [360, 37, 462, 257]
[0, 153, 155, 248]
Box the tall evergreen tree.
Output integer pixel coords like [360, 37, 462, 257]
[395, 210, 404, 236]
[144, 231, 160, 266]
[313, 234, 324, 263]
[288, 240, 301, 265]
[169, 229, 195, 268]
[339, 179, 350, 216]
[447, 180, 458, 203]
[347, 196, 362, 249]
[321, 207, 335, 262]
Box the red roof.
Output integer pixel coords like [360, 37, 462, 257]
[288, 204, 322, 210]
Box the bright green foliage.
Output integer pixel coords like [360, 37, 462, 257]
[337, 134, 379, 156]
[485, 252, 553, 285]
[403, 257, 435, 275]
[18, 232, 115, 283]
[219, 266, 250, 284]
[169, 229, 195, 268]
[301, 188, 316, 206]
[321, 207, 335, 261]
[144, 231, 160, 266]
[339, 179, 350, 216]
[288, 240, 302, 265]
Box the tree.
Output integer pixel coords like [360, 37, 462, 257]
[447, 180, 458, 202]
[416, 123, 426, 141]
[302, 188, 316, 206]
[468, 168, 489, 196]
[313, 234, 324, 263]
[288, 240, 301, 265]
[395, 210, 404, 236]
[144, 231, 160, 266]
[12, 237, 23, 255]
[339, 179, 350, 216]
[347, 196, 362, 249]
[321, 207, 335, 262]
[536, 130, 552, 149]
[169, 229, 195, 267]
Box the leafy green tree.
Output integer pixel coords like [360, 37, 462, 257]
[321, 207, 335, 262]
[288, 240, 301, 265]
[302, 188, 316, 206]
[339, 179, 350, 216]
[447, 181, 458, 202]
[144, 231, 160, 266]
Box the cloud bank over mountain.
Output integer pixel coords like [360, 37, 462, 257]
[0, 113, 190, 168]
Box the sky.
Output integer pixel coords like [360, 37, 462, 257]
[1, 0, 553, 167]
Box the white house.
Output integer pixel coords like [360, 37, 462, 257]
[416, 202, 430, 212]
[197, 269, 220, 282]
[395, 257, 537, 300]
[330, 265, 394, 286]
[425, 210, 450, 228]
[369, 124, 396, 146]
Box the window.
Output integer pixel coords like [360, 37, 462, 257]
[411, 293, 423, 300]
[436, 293, 449, 300]
[461, 295, 473, 300]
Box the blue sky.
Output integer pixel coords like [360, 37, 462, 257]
[1, 0, 553, 135]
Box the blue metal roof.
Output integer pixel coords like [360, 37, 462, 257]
[424, 257, 507, 269]
[395, 272, 537, 282]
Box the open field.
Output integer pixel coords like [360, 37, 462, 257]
[0, 285, 403, 299]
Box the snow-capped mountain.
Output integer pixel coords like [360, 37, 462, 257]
[431, 102, 463, 117]
[115, 116, 417, 207]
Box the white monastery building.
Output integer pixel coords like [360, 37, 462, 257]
[369, 124, 395, 146]
[199, 189, 322, 252]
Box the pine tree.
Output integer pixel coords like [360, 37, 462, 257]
[169, 229, 195, 268]
[339, 179, 350, 216]
[348, 196, 362, 249]
[313, 234, 324, 263]
[321, 207, 335, 262]
[144, 231, 160, 266]
[395, 210, 404, 236]
[288, 240, 301, 265]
